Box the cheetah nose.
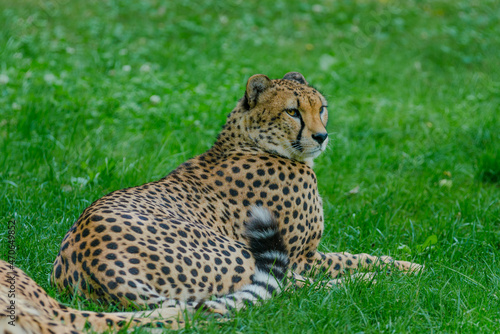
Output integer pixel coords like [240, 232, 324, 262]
[312, 132, 328, 145]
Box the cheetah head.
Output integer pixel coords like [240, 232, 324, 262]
[236, 72, 329, 166]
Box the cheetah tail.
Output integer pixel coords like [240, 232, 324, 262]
[198, 206, 289, 314]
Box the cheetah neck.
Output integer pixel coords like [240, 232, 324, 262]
[209, 108, 264, 157]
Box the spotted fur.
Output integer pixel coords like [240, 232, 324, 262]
[45, 72, 420, 330]
[0, 208, 288, 333]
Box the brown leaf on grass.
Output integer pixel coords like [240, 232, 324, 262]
[346, 185, 360, 196]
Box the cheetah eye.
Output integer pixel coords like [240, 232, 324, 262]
[285, 108, 300, 118]
[320, 106, 327, 114]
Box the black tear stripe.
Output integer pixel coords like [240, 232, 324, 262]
[297, 118, 305, 141]
[291, 98, 305, 151]
[293, 114, 305, 151]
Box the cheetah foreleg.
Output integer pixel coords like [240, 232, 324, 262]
[295, 251, 423, 280]
[287, 271, 377, 290]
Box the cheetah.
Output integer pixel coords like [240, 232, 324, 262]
[48, 72, 421, 327]
[0, 210, 287, 333]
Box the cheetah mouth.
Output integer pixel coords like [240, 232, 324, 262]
[303, 147, 324, 158]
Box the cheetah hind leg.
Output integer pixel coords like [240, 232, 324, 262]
[0, 308, 189, 334]
[0, 268, 192, 334]
[198, 207, 289, 315]
[1, 299, 192, 333]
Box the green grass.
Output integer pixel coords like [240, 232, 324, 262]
[1, 0, 499, 332]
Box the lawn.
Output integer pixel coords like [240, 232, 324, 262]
[1, 0, 499, 332]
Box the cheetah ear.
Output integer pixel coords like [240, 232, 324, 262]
[245, 74, 272, 109]
[283, 72, 308, 85]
